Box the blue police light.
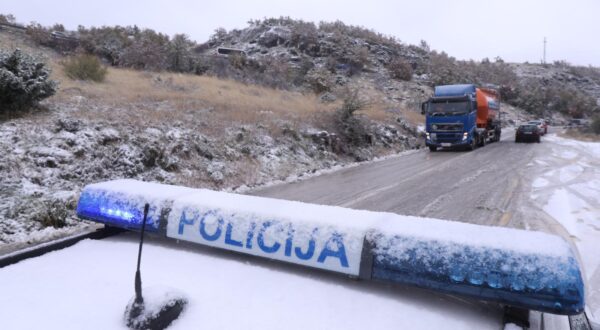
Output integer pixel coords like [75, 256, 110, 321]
[369, 235, 584, 315]
[76, 189, 159, 232]
[76, 180, 586, 315]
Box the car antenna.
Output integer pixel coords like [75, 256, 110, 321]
[124, 203, 186, 330]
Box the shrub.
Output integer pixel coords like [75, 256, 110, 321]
[119, 29, 169, 70]
[26, 22, 54, 46]
[63, 54, 107, 82]
[334, 89, 370, 146]
[305, 67, 333, 93]
[345, 46, 369, 76]
[0, 13, 16, 24]
[228, 53, 246, 69]
[168, 34, 194, 72]
[78, 25, 131, 66]
[338, 89, 366, 121]
[33, 200, 68, 228]
[591, 116, 600, 135]
[388, 57, 413, 81]
[256, 56, 292, 89]
[0, 49, 57, 114]
[290, 21, 319, 55]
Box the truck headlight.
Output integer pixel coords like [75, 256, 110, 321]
[462, 132, 468, 141]
[426, 132, 430, 140]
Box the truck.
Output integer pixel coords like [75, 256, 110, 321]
[421, 84, 501, 151]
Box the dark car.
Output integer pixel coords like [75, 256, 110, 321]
[515, 124, 541, 143]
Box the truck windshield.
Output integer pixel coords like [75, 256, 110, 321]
[428, 101, 470, 116]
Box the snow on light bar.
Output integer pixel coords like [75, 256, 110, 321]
[76, 179, 585, 315]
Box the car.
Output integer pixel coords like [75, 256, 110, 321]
[540, 119, 549, 134]
[515, 124, 541, 143]
[567, 118, 589, 128]
[527, 120, 547, 135]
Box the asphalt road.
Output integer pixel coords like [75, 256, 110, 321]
[254, 128, 565, 236]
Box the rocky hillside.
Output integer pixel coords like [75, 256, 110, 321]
[510, 62, 600, 120]
[196, 18, 599, 121]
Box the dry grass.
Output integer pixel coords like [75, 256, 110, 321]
[559, 129, 600, 142]
[0, 30, 58, 59]
[337, 80, 417, 124]
[49, 62, 345, 135]
[400, 110, 424, 126]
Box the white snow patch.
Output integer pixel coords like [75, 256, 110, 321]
[559, 150, 578, 160]
[28, 146, 73, 160]
[571, 180, 600, 204]
[544, 189, 580, 236]
[19, 178, 44, 195]
[559, 164, 584, 183]
[532, 177, 549, 188]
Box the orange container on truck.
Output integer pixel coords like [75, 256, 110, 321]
[422, 84, 501, 151]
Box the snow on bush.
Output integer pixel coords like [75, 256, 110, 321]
[0, 49, 57, 114]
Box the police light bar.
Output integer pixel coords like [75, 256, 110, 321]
[77, 180, 585, 315]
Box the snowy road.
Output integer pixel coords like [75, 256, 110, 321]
[255, 128, 553, 233]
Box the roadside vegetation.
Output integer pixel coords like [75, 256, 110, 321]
[0, 48, 57, 118]
[62, 54, 107, 82]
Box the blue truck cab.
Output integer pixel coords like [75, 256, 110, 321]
[421, 84, 501, 151]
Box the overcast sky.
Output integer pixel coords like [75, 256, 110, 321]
[3, 0, 599, 66]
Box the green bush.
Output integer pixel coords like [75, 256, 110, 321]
[335, 89, 370, 147]
[0, 49, 57, 114]
[63, 54, 107, 82]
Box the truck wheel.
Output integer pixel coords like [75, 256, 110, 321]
[468, 138, 477, 151]
[429, 146, 437, 152]
[479, 136, 486, 147]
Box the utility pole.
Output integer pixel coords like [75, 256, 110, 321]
[543, 37, 547, 64]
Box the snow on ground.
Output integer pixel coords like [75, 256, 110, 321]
[532, 177, 549, 188]
[0, 112, 421, 253]
[0, 234, 501, 330]
[531, 133, 600, 326]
